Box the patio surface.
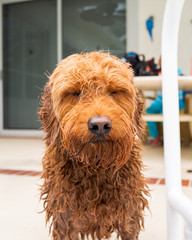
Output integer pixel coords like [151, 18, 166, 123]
[0, 138, 191, 240]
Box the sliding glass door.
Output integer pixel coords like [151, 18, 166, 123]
[62, 0, 126, 58]
[2, 0, 57, 131]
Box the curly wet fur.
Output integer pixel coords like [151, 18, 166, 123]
[39, 52, 149, 240]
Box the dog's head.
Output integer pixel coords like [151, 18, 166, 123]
[39, 52, 144, 172]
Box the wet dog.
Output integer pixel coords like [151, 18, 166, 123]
[39, 52, 149, 240]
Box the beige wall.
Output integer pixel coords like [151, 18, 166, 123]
[138, 0, 166, 65]
[179, 0, 192, 75]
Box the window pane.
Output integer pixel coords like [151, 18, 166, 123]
[3, 0, 57, 129]
[62, 0, 126, 58]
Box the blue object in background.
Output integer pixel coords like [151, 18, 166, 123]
[146, 16, 154, 41]
[178, 68, 183, 75]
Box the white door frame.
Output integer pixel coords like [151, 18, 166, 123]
[0, 0, 62, 137]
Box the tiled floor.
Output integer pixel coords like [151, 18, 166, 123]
[0, 138, 192, 240]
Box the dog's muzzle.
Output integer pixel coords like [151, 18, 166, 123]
[88, 115, 112, 136]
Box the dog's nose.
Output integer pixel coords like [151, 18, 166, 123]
[88, 115, 112, 136]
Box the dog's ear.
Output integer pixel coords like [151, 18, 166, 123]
[39, 83, 60, 145]
[133, 90, 145, 139]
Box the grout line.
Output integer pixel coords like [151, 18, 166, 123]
[159, 178, 166, 185]
[147, 177, 158, 185]
[155, 178, 162, 185]
[0, 169, 41, 176]
[0, 169, 191, 187]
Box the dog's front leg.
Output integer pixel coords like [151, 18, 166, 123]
[121, 233, 139, 240]
[118, 223, 139, 240]
[52, 212, 79, 240]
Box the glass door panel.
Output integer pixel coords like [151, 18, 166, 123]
[3, 0, 57, 129]
[62, 0, 126, 58]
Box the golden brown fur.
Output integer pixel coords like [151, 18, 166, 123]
[39, 52, 149, 240]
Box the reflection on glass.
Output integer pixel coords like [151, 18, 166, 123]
[62, 0, 126, 58]
[3, 0, 57, 129]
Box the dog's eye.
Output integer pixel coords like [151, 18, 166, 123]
[72, 91, 81, 97]
[110, 91, 119, 96]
